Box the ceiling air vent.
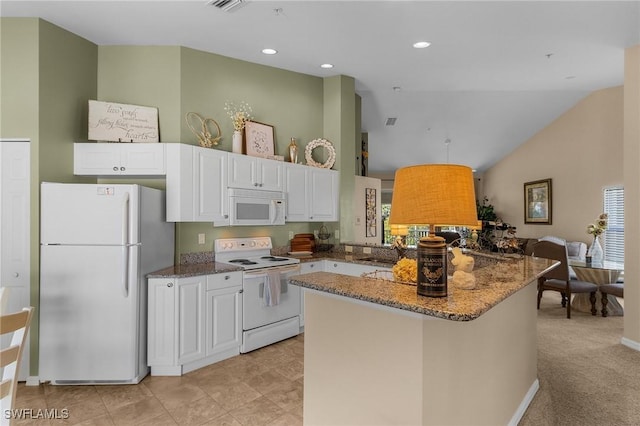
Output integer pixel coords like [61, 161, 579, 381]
[207, 0, 246, 12]
[385, 117, 397, 126]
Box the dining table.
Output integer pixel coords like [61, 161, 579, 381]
[569, 259, 624, 316]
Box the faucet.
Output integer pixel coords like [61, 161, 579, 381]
[391, 235, 407, 260]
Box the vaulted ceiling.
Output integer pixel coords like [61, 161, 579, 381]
[3, 0, 639, 175]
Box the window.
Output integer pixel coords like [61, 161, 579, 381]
[603, 186, 624, 263]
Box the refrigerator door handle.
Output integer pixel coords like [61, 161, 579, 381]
[122, 192, 130, 297]
[122, 245, 129, 298]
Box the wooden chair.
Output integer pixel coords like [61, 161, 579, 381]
[533, 241, 598, 318]
[599, 283, 624, 317]
[1, 306, 34, 424]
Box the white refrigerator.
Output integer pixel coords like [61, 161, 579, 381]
[39, 183, 174, 384]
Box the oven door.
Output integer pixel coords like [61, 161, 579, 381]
[242, 264, 301, 330]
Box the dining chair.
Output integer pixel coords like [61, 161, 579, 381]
[1, 306, 34, 425]
[533, 240, 598, 318]
[599, 283, 624, 317]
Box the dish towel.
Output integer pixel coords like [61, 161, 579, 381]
[263, 271, 282, 307]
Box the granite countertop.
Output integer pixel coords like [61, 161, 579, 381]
[147, 262, 243, 278]
[289, 255, 558, 322]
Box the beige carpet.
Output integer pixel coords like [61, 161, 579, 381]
[520, 292, 640, 426]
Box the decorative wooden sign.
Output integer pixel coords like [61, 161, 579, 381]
[88, 100, 159, 143]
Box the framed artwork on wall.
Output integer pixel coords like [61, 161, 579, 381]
[524, 178, 552, 224]
[366, 187, 377, 237]
[244, 121, 275, 158]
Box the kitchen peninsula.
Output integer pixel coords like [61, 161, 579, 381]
[289, 254, 557, 426]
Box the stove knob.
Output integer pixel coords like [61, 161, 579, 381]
[250, 241, 256, 247]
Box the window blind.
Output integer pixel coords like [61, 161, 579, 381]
[603, 186, 624, 263]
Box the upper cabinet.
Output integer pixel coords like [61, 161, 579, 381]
[284, 163, 339, 222]
[74, 143, 166, 176]
[228, 152, 283, 192]
[165, 144, 229, 224]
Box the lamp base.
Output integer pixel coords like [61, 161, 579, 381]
[417, 235, 447, 297]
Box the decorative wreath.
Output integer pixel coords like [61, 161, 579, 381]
[304, 138, 336, 169]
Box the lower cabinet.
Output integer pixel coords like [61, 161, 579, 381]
[148, 271, 242, 376]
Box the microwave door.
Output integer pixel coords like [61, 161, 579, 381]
[270, 200, 277, 225]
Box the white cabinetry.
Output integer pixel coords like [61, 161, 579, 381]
[165, 144, 229, 224]
[205, 273, 242, 356]
[228, 152, 283, 191]
[74, 142, 166, 175]
[147, 271, 242, 376]
[0, 139, 31, 380]
[284, 163, 339, 222]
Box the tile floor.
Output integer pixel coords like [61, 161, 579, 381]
[13, 334, 304, 426]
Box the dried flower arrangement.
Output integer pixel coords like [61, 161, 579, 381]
[223, 101, 253, 132]
[587, 213, 608, 237]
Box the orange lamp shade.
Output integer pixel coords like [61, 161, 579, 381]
[388, 164, 478, 228]
[389, 224, 409, 236]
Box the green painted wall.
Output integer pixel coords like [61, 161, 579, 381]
[323, 75, 357, 243]
[97, 45, 332, 255]
[0, 19, 359, 375]
[1, 17, 98, 375]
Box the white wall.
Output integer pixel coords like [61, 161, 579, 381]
[481, 86, 624, 244]
[352, 175, 382, 244]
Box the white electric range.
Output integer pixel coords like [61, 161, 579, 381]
[214, 237, 301, 353]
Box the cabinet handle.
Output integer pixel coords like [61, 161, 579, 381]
[224, 275, 230, 280]
[14, 272, 19, 277]
[254, 183, 259, 187]
[310, 264, 314, 268]
[120, 167, 125, 171]
[113, 166, 119, 171]
[310, 216, 313, 220]
[167, 283, 173, 288]
[239, 289, 244, 294]
[260, 183, 263, 187]
[224, 214, 228, 219]
[333, 263, 338, 268]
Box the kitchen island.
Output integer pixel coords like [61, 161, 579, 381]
[289, 254, 557, 426]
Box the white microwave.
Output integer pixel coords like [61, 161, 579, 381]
[229, 188, 286, 226]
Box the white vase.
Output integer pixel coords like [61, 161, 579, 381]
[232, 130, 243, 154]
[588, 237, 604, 263]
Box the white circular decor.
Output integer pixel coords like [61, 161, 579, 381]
[304, 138, 336, 169]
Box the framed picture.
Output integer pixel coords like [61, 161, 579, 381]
[365, 188, 377, 237]
[244, 121, 275, 158]
[524, 178, 552, 224]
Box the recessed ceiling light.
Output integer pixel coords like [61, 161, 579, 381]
[320, 63, 334, 69]
[262, 48, 277, 55]
[413, 41, 431, 49]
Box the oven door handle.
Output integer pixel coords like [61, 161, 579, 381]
[243, 264, 301, 278]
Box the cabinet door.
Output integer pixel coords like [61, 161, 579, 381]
[284, 163, 309, 222]
[119, 144, 166, 175]
[74, 143, 166, 175]
[147, 278, 176, 367]
[0, 140, 31, 379]
[259, 158, 284, 191]
[206, 286, 242, 356]
[74, 143, 121, 175]
[228, 153, 258, 189]
[176, 276, 206, 364]
[309, 168, 339, 221]
[194, 146, 229, 224]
